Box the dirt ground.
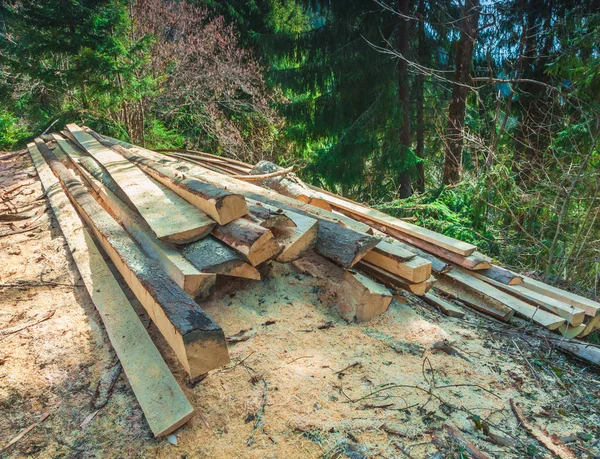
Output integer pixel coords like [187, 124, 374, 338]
[1, 150, 600, 458]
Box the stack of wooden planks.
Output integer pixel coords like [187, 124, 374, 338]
[159, 149, 600, 341]
[29, 125, 600, 435]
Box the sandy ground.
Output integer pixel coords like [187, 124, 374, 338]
[1, 150, 599, 458]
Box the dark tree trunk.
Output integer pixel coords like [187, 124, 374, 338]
[415, 0, 426, 192]
[443, 0, 481, 185]
[397, 0, 413, 198]
[514, 4, 554, 184]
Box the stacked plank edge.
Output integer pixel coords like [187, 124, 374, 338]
[27, 125, 600, 436]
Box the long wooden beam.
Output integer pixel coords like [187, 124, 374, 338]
[57, 134, 259, 281]
[384, 237, 452, 274]
[89, 130, 373, 233]
[469, 270, 586, 326]
[35, 138, 230, 378]
[53, 137, 216, 298]
[181, 235, 260, 280]
[357, 260, 435, 296]
[362, 240, 432, 283]
[444, 269, 565, 330]
[423, 292, 465, 318]
[65, 124, 215, 243]
[434, 276, 514, 321]
[112, 147, 248, 226]
[27, 142, 194, 437]
[520, 276, 600, 318]
[311, 186, 477, 256]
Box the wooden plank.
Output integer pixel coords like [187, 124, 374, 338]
[382, 225, 490, 270]
[90, 131, 381, 267]
[357, 260, 434, 296]
[27, 142, 194, 437]
[362, 240, 431, 283]
[385, 238, 452, 274]
[311, 187, 477, 256]
[36, 139, 230, 378]
[55, 139, 216, 298]
[370, 239, 416, 261]
[445, 270, 565, 330]
[65, 124, 214, 243]
[479, 265, 523, 285]
[339, 271, 393, 322]
[169, 151, 251, 174]
[435, 276, 514, 321]
[250, 160, 332, 210]
[556, 340, 600, 368]
[56, 134, 254, 283]
[520, 276, 600, 317]
[423, 292, 465, 318]
[469, 270, 586, 326]
[273, 211, 319, 263]
[182, 236, 260, 280]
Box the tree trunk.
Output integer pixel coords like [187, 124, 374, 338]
[397, 0, 413, 198]
[415, 0, 426, 192]
[442, 0, 481, 185]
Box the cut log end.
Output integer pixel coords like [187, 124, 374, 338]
[183, 329, 231, 379]
[339, 270, 393, 322]
[217, 194, 250, 225]
[247, 231, 283, 266]
[274, 219, 319, 263]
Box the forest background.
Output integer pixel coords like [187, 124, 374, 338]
[1, 0, 599, 294]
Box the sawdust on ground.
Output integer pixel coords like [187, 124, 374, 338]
[1, 150, 599, 458]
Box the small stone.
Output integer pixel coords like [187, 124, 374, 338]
[167, 434, 178, 445]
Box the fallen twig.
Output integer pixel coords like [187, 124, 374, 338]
[1, 181, 35, 198]
[444, 424, 492, 459]
[392, 441, 416, 459]
[431, 341, 471, 362]
[233, 166, 294, 181]
[0, 280, 80, 289]
[93, 362, 122, 410]
[286, 355, 314, 364]
[0, 310, 55, 337]
[0, 222, 43, 238]
[0, 210, 36, 222]
[0, 409, 51, 454]
[243, 363, 268, 448]
[510, 399, 576, 459]
[334, 361, 361, 374]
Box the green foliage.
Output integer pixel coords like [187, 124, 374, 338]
[374, 179, 501, 257]
[144, 120, 185, 149]
[0, 110, 32, 150]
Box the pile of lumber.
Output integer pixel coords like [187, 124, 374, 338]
[29, 125, 600, 436]
[158, 147, 600, 340]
